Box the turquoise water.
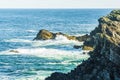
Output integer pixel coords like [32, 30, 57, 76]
[0, 9, 112, 80]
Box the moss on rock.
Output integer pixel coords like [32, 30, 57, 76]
[82, 46, 94, 51]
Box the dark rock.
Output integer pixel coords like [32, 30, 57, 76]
[46, 72, 68, 80]
[73, 45, 81, 49]
[82, 36, 95, 50]
[45, 10, 120, 80]
[83, 52, 86, 54]
[76, 34, 90, 42]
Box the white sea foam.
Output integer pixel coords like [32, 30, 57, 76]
[23, 36, 36, 38]
[4, 35, 82, 46]
[32, 35, 83, 47]
[73, 34, 87, 36]
[55, 35, 68, 40]
[26, 30, 37, 33]
[1, 48, 89, 61]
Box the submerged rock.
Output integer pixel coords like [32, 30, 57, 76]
[9, 50, 19, 53]
[45, 10, 120, 80]
[34, 29, 90, 42]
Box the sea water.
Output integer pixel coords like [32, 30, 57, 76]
[0, 9, 112, 80]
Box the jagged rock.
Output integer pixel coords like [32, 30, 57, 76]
[83, 10, 120, 50]
[34, 29, 90, 42]
[45, 10, 120, 80]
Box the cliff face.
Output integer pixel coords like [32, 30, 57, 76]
[45, 10, 120, 80]
[84, 10, 120, 65]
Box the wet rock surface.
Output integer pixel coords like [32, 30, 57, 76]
[45, 10, 120, 80]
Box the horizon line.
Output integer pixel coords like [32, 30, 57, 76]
[0, 7, 119, 9]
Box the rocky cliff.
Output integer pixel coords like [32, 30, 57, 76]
[45, 10, 120, 80]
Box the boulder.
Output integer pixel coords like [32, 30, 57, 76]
[34, 29, 55, 40]
[45, 10, 120, 80]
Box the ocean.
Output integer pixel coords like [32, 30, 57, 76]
[0, 9, 112, 80]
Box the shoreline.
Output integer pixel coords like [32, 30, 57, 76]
[45, 10, 120, 80]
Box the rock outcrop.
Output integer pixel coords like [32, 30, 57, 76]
[33, 29, 55, 40]
[45, 10, 120, 80]
[34, 29, 90, 42]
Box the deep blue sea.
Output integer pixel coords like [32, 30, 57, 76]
[0, 9, 112, 80]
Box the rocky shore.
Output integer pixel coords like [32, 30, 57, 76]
[34, 29, 92, 50]
[34, 29, 90, 42]
[45, 10, 120, 80]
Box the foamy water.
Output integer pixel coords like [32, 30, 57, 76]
[0, 35, 89, 80]
[2, 48, 89, 60]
